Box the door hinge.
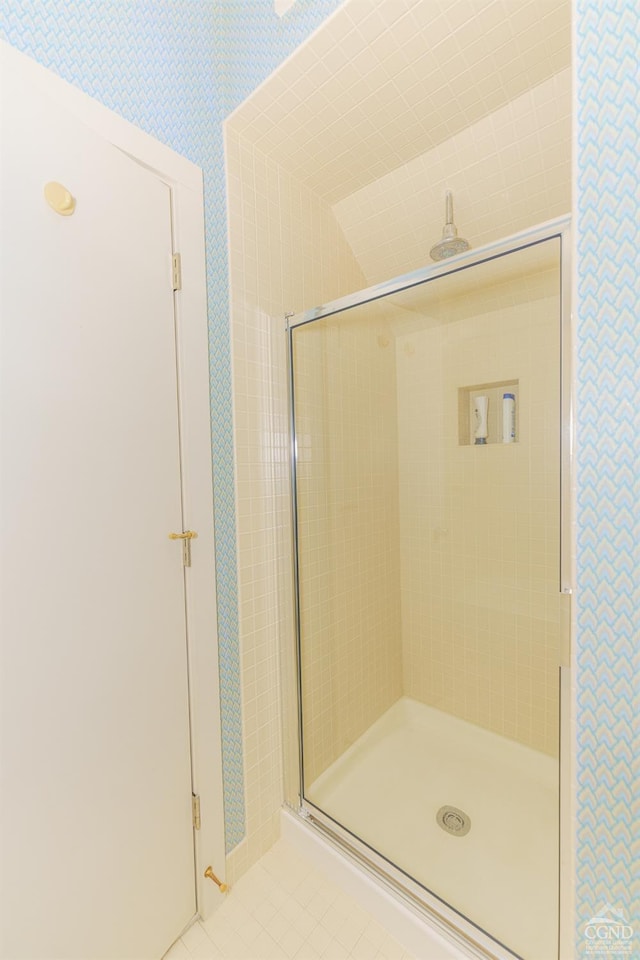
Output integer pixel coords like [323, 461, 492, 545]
[172, 253, 182, 291]
[192, 794, 201, 830]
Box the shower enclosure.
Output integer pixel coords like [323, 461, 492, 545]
[287, 219, 571, 960]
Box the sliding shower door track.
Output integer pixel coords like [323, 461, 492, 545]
[295, 800, 526, 960]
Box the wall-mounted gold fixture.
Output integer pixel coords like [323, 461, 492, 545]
[44, 181, 76, 216]
[204, 866, 229, 893]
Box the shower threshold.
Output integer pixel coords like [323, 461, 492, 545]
[304, 698, 558, 960]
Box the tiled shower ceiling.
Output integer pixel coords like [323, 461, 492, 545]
[332, 68, 571, 283]
[228, 0, 571, 205]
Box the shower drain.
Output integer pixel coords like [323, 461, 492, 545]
[436, 805, 471, 837]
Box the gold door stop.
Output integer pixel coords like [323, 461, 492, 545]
[204, 866, 229, 893]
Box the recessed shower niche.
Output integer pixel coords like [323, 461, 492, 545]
[459, 380, 520, 445]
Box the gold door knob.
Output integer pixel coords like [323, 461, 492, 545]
[204, 866, 229, 893]
[168, 531, 198, 567]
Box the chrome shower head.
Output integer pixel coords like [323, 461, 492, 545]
[430, 191, 470, 261]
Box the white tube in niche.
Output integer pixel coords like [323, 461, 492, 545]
[502, 392, 516, 443]
[474, 395, 488, 445]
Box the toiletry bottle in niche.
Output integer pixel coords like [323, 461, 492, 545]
[502, 392, 516, 443]
[474, 396, 488, 445]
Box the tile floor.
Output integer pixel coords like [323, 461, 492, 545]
[163, 839, 416, 960]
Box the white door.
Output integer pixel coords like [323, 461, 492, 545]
[1, 72, 196, 959]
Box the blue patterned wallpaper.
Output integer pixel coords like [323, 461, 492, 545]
[214, 0, 342, 115]
[2, 2, 638, 935]
[575, 1, 640, 953]
[0, 1, 216, 150]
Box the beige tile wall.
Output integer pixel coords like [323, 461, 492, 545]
[292, 304, 403, 786]
[396, 256, 561, 756]
[227, 117, 562, 885]
[225, 126, 368, 881]
[229, 0, 570, 206]
[332, 69, 572, 285]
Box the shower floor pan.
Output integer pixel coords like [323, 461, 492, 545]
[306, 697, 558, 960]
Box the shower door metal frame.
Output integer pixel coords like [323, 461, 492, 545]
[286, 215, 573, 960]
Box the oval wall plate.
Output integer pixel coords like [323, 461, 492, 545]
[44, 181, 76, 216]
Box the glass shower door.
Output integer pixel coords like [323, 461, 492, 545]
[290, 234, 567, 960]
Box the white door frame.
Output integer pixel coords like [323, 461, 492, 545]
[1, 41, 226, 923]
